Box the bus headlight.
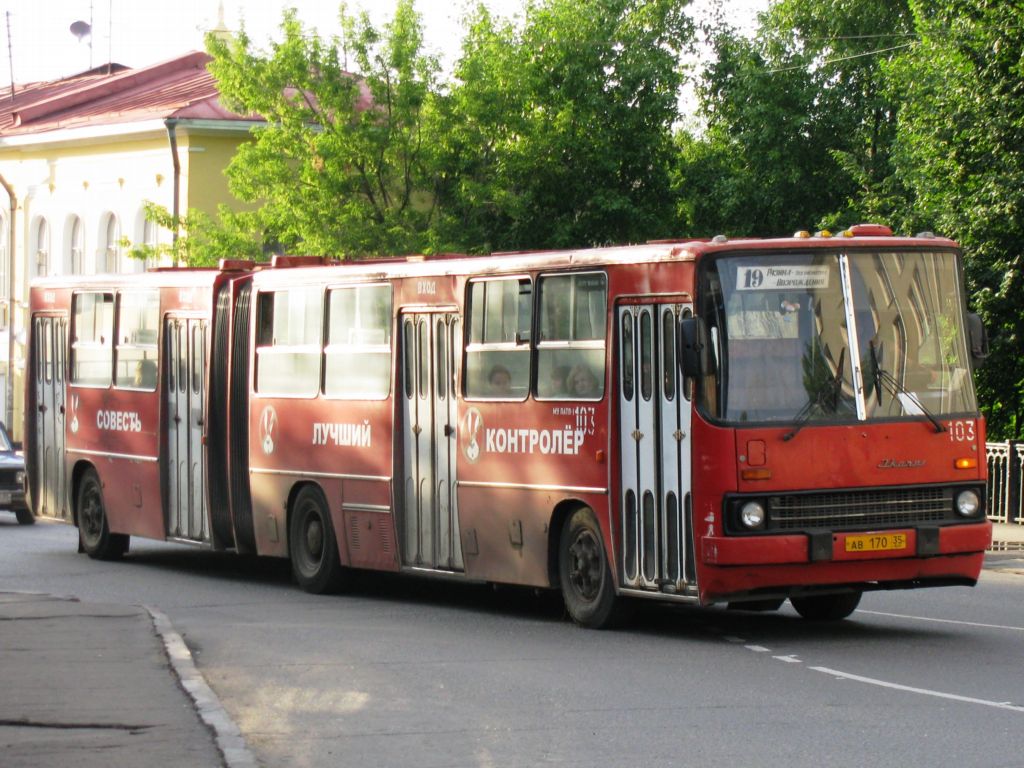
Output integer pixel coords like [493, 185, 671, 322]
[740, 501, 766, 530]
[955, 489, 981, 517]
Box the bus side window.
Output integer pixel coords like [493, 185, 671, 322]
[536, 272, 606, 400]
[464, 277, 531, 400]
[43, 321, 53, 383]
[696, 270, 723, 418]
[679, 307, 693, 401]
[71, 291, 114, 387]
[115, 290, 159, 391]
[324, 284, 392, 399]
[254, 288, 321, 397]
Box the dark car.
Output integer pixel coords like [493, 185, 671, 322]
[0, 422, 31, 525]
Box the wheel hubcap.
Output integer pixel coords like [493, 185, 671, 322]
[81, 488, 101, 539]
[568, 530, 602, 601]
[304, 516, 324, 562]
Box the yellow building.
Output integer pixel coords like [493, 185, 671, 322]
[0, 51, 258, 438]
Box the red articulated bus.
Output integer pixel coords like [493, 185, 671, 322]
[25, 225, 992, 627]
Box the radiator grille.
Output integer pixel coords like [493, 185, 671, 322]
[0, 468, 21, 487]
[768, 487, 950, 530]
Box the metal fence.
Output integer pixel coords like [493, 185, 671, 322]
[986, 441, 1024, 525]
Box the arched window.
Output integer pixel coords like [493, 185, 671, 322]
[103, 214, 120, 273]
[70, 216, 84, 274]
[35, 218, 50, 277]
[142, 218, 159, 270]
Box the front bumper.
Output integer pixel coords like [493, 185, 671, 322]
[0, 487, 27, 511]
[699, 520, 991, 602]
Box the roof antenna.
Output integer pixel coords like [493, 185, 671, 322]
[5, 11, 14, 100]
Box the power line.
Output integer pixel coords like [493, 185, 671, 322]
[802, 33, 917, 41]
[765, 41, 917, 74]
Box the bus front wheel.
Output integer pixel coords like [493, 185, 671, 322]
[77, 469, 128, 560]
[289, 485, 346, 594]
[558, 508, 627, 629]
[790, 591, 862, 621]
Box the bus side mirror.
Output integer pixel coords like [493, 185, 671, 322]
[967, 312, 989, 368]
[679, 316, 714, 379]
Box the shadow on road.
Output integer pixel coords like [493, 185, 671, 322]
[109, 542, 948, 645]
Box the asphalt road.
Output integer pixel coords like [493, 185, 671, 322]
[3, 514, 1023, 768]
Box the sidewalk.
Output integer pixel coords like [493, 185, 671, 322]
[0, 592, 255, 768]
[990, 521, 1024, 546]
[987, 521, 1024, 573]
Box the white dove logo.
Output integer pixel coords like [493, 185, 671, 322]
[259, 406, 277, 455]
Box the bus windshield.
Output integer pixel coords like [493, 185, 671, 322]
[704, 249, 977, 425]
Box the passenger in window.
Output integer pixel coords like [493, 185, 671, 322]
[546, 364, 571, 396]
[567, 364, 598, 398]
[488, 364, 513, 396]
[134, 359, 157, 388]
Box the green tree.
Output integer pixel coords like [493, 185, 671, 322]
[123, 203, 269, 267]
[434, 0, 692, 252]
[888, 0, 1024, 438]
[205, 1, 440, 258]
[682, 0, 913, 236]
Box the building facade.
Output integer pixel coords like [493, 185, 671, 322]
[0, 51, 258, 438]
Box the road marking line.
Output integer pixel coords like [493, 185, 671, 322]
[857, 609, 1024, 633]
[723, 635, 747, 644]
[773, 655, 801, 663]
[811, 667, 1024, 713]
[745, 645, 771, 653]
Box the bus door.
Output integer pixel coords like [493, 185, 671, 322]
[32, 315, 69, 520]
[400, 312, 463, 571]
[618, 303, 696, 595]
[165, 316, 209, 542]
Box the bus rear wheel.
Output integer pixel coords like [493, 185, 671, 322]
[790, 591, 862, 621]
[77, 468, 128, 560]
[289, 485, 346, 594]
[558, 508, 627, 629]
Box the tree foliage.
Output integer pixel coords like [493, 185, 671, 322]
[126, 0, 1022, 436]
[887, 0, 1024, 438]
[206, 1, 440, 257]
[434, 0, 691, 251]
[124, 203, 268, 267]
[682, 0, 913, 236]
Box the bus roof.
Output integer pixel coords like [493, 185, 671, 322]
[27, 227, 959, 291]
[244, 229, 960, 285]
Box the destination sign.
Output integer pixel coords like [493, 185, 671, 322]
[736, 265, 831, 291]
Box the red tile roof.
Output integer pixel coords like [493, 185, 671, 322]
[0, 51, 256, 136]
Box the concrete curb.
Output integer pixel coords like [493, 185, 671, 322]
[146, 607, 259, 768]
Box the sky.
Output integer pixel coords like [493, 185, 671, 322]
[2, 0, 769, 86]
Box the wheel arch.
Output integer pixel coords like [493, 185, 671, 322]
[546, 498, 591, 589]
[284, 479, 325, 546]
[68, 459, 98, 528]
[284, 480, 348, 563]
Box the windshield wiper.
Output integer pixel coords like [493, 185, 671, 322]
[867, 340, 945, 433]
[866, 339, 883, 403]
[782, 347, 846, 442]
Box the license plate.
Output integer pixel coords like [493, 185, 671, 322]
[0, 491, 11, 505]
[845, 532, 908, 553]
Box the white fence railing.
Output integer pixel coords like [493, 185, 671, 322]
[986, 441, 1024, 525]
